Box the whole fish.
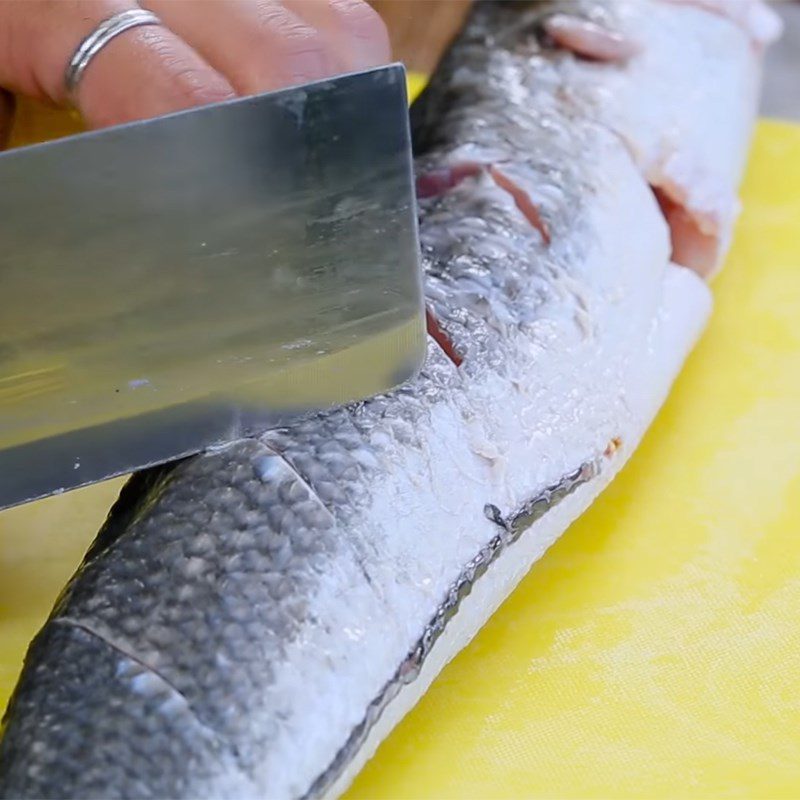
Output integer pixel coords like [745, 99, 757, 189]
[0, 1, 779, 798]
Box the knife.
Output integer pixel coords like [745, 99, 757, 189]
[0, 64, 425, 510]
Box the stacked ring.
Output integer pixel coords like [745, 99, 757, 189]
[64, 8, 162, 97]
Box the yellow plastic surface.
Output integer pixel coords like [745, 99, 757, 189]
[407, 71, 428, 103]
[1, 101, 799, 796]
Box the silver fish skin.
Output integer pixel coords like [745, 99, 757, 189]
[0, 1, 774, 798]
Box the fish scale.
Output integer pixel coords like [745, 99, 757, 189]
[0, 0, 773, 796]
[6, 623, 237, 796]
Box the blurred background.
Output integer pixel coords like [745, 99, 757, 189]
[762, 2, 800, 119]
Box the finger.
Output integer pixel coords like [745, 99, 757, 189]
[143, 0, 344, 95]
[0, 0, 235, 129]
[0, 89, 15, 149]
[78, 21, 236, 127]
[285, 0, 390, 71]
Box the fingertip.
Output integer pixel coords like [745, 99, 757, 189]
[251, 3, 339, 88]
[330, 0, 391, 69]
[76, 25, 235, 129]
[279, 34, 336, 87]
[141, 33, 237, 111]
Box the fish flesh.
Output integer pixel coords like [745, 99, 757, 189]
[0, 1, 779, 797]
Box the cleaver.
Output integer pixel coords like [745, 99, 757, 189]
[0, 64, 425, 510]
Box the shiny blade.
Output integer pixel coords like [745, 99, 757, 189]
[0, 65, 424, 509]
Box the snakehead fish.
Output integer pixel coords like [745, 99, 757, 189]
[0, 1, 779, 797]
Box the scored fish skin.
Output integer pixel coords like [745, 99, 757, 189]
[0, 1, 772, 798]
[414, 0, 779, 277]
[552, 0, 767, 274]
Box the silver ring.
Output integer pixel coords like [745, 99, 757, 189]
[65, 9, 162, 96]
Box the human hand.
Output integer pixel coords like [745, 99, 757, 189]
[0, 0, 390, 131]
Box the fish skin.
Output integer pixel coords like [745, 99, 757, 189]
[413, 0, 767, 276]
[569, 0, 762, 273]
[0, 1, 768, 797]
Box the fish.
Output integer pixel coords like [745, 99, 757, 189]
[0, 1, 780, 797]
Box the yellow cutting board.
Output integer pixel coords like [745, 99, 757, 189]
[1, 87, 799, 797]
